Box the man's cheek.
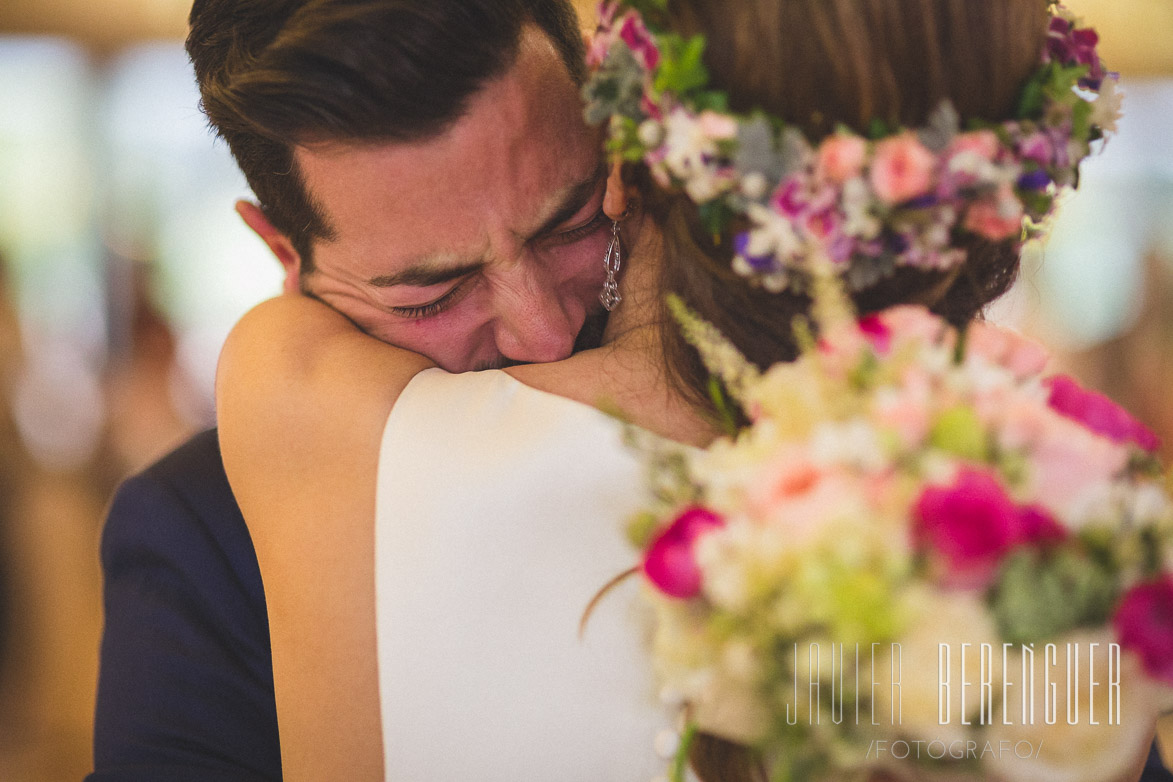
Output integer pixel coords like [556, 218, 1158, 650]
[557, 235, 612, 288]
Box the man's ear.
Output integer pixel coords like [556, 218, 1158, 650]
[236, 200, 302, 294]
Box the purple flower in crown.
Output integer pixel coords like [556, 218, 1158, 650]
[618, 10, 660, 71]
[1047, 125, 1073, 169]
[1017, 170, 1052, 191]
[734, 232, 776, 273]
[1045, 14, 1106, 89]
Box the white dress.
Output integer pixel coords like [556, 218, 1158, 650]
[374, 368, 671, 781]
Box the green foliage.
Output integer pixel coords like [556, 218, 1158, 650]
[1019, 61, 1090, 119]
[626, 0, 669, 25]
[626, 511, 662, 549]
[866, 117, 892, 140]
[671, 722, 698, 782]
[654, 33, 710, 96]
[1071, 97, 1094, 142]
[1019, 188, 1054, 218]
[847, 350, 880, 392]
[952, 323, 968, 365]
[708, 376, 742, 438]
[990, 549, 1119, 645]
[929, 406, 990, 463]
[697, 199, 733, 241]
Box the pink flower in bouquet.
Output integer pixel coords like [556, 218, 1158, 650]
[819, 306, 948, 383]
[874, 366, 935, 447]
[857, 313, 892, 354]
[643, 506, 725, 599]
[870, 132, 937, 205]
[876, 305, 951, 348]
[963, 183, 1024, 240]
[1045, 374, 1161, 452]
[1113, 575, 1173, 686]
[1017, 504, 1067, 545]
[913, 468, 1064, 586]
[748, 457, 855, 544]
[965, 321, 1050, 380]
[989, 395, 1130, 520]
[816, 134, 868, 184]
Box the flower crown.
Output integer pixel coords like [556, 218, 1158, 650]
[583, 0, 1122, 293]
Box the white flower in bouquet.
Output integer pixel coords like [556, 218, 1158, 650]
[986, 629, 1165, 782]
[872, 588, 1003, 747]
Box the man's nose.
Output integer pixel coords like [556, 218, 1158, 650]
[492, 266, 579, 364]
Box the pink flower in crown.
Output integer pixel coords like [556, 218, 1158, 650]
[1044, 374, 1161, 452]
[953, 129, 1000, 161]
[643, 506, 725, 599]
[869, 132, 937, 205]
[963, 183, 1024, 240]
[913, 467, 1067, 588]
[1019, 132, 1055, 168]
[1113, 575, 1173, 686]
[943, 130, 1002, 193]
[772, 176, 811, 219]
[586, 2, 620, 67]
[618, 10, 660, 70]
[816, 134, 868, 184]
[804, 208, 853, 264]
[965, 321, 1050, 380]
[640, 93, 663, 122]
[698, 110, 738, 141]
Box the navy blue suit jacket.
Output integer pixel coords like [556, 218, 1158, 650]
[88, 429, 281, 780]
[86, 429, 1172, 781]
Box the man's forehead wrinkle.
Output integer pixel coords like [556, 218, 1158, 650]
[367, 258, 485, 289]
[513, 159, 607, 242]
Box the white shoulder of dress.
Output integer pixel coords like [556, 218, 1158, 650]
[383, 366, 631, 456]
[372, 367, 672, 780]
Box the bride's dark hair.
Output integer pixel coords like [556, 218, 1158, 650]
[638, 0, 1048, 777]
[647, 0, 1049, 422]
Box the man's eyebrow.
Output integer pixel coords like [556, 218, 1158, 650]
[524, 161, 607, 242]
[367, 261, 485, 289]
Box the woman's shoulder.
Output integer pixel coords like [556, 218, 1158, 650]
[216, 294, 433, 543]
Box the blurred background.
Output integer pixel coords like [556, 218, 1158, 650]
[0, 0, 1169, 779]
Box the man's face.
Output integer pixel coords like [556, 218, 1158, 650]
[294, 26, 610, 372]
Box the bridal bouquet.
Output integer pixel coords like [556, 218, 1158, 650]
[627, 288, 1173, 782]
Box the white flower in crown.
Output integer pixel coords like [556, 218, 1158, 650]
[839, 177, 881, 240]
[731, 203, 802, 290]
[1090, 74, 1124, 135]
[655, 106, 739, 204]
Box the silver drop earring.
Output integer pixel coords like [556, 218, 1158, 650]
[599, 219, 622, 311]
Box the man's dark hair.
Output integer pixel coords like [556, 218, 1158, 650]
[186, 0, 585, 270]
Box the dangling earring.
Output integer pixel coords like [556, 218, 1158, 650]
[599, 219, 622, 311]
